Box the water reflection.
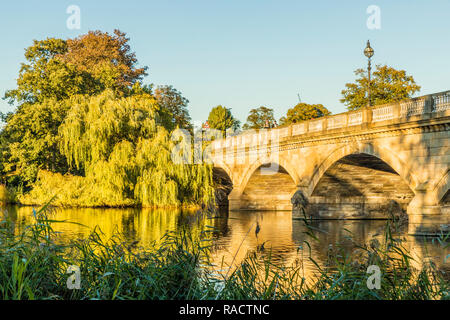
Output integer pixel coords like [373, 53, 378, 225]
[1, 206, 448, 280]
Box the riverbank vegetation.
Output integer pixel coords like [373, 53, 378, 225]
[18, 91, 214, 207]
[0, 204, 447, 300]
[0, 30, 214, 208]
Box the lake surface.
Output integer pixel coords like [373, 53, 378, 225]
[1, 206, 449, 281]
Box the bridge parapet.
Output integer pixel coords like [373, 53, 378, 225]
[211, 90, 450, 153]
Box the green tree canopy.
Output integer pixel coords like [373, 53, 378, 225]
[4, 38, 82, 104]
[341, 64, 421, 110]
[279, 103, 330, 125]
[243, 106, 275, 130]
[18, 90, 214, 207]
[207, 105, 240, 136]
[154, 85, 192, 131]
[0, 30, 214, 208]
[0, 98, 71, 186]
[4, 30, 147, 104]
[1, 30, 149, 187]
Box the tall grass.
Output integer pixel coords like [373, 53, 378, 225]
[0, 204, 448, 300]
[0, 204, 212, 300]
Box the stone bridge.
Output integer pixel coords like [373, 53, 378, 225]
[209, 91, 450, 235]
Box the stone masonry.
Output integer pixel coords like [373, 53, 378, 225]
[209, 91, 450, 235]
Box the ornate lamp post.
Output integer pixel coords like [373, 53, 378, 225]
[364, 40, 374, 107]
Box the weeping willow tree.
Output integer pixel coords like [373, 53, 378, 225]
[22, 90, 215, 208]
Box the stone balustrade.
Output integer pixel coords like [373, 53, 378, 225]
[211, 90, 450, 150]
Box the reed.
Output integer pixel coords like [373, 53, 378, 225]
[0, 203, 448, 300]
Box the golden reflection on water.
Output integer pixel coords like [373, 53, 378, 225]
[1, 206, 448, 280]
[2, 206, 210, 248]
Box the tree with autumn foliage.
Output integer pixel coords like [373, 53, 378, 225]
[61, 30, 147, 95]
[341, 65, 421, 110]
[4, 29, 147, 104]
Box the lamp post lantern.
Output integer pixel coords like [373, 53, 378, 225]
[364, 40, 374, 107]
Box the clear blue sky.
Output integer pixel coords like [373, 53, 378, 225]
[1, 0, 449, 125]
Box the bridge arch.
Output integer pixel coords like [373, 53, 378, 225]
[236, 161, 298, 211]
[304, 142, 419, 218]
[212, 161, 234, 208]
[307, 142, 419, 197]
[434, 170, 450, 204]
[212, 159, 234, 185]
[236, 154, 300, 196]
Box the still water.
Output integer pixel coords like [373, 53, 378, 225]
[1, 206, 449, 279]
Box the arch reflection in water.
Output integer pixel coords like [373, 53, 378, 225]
[209, 211, 449, 280]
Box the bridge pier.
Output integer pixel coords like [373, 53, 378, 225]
[228, 194, 294, 211]
[228, 189, 242, 211]
[407, 190, 449, 235]
[408, 211, 449, 236]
